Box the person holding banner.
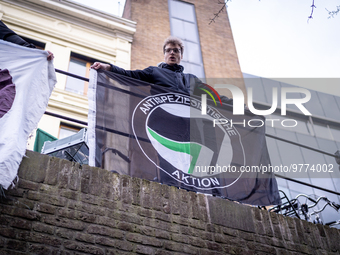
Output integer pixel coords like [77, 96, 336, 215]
[0, 20, 54, 61]
[89, 36, 280, 206]
[91, 36, 232, 104]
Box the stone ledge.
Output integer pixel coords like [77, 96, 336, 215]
[0, 150, 338, 254]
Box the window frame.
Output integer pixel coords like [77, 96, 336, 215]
[168, 0, 205, 78]
[65, 53, 103, 96]
[59, 123, 81, 139]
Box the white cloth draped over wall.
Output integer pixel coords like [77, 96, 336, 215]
[0, 40, 56, 189]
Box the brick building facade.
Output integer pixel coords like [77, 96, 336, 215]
[122, 0, 246, 98]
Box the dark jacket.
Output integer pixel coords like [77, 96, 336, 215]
[0, 21, 36, 48]
[110, 62, 233, 105]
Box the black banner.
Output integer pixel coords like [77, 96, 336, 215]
[88, 70, 281, 206]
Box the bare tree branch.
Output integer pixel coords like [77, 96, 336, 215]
[209, 0, 230, 25]
[326, 5, 340, 18]
[307, 0, 316, 22]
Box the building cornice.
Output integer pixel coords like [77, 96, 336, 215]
[1, 0, 136, 41]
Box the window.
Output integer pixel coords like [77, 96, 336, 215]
[65, 53, 101, 95]
[312, 123, 332, 140]
[21, 36, 45, 49]
[168, 0, 205, 78]
[65, 56, 91, 95]
[330, 126, 340, 142]
[268, 112, 340, 142]
[59, 124, 80, 139]
[267, 113, 310, 135]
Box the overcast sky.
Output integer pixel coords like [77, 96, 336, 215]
[227, 0, 340, 95]
[73, 0, 340, 95]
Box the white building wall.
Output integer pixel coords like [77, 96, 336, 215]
[0, 0, 136, 149]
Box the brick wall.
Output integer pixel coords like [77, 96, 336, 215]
[1, 151, 339, 254]
[123, 0, 171, 71]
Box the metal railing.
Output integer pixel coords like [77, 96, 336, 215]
[52, 69, 340, 197]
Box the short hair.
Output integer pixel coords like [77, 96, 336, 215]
[163, 36, 184, 55]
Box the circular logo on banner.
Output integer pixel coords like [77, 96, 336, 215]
[132, 93, 245, 190]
